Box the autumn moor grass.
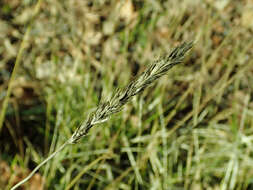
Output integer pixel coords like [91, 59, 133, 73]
[1, 0, 253, 189]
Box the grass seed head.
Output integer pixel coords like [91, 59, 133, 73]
[70, 42, 193, 143]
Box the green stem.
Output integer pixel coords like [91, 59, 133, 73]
[11, 140, 71, 190]
[0, 0, 43, 132]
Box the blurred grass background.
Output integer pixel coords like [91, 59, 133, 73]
[0, 0, 253, 189]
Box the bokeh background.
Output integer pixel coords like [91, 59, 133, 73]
[1, 0, 253, 189]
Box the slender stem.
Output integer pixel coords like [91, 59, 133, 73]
[0, 0, 43, 132]
[11, 140, 71, 190]
[10, 42, 193, 189]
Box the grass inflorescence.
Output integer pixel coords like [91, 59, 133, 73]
[71, 42, 193, 143]
[10, 42, 192, 190]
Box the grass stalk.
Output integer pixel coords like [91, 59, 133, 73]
[11, 139, 71, 190]
[0, 0, 44, 132]
[10, 42, 193, 189]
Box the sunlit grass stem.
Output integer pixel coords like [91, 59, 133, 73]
[0, 0, 44, 132]
[10, 42, 193, 190]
